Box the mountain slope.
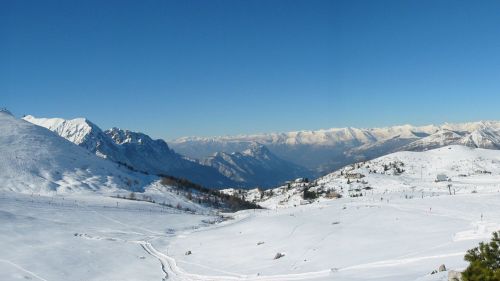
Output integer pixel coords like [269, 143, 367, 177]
[23, 115, 127, 161]
[171, 121, 500, 174]
[457, 127, 500, 149]
[24, 115, 236, 188]
[200, 143, 314, 188]
[316, 145, 500, 197]
[401, 129, 464, 151]
[0, 111, 152, 193]
[170, 125, 440, 173]
[227, 145, 500, 209]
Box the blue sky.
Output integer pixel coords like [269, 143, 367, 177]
[2, 0, 500, 139]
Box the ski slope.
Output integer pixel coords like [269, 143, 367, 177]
[0, 191, 217, 281]
[167, 192, 500, 281]
[5, 189, 497, 281]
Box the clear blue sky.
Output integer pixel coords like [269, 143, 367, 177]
[2, 0, 500, 139]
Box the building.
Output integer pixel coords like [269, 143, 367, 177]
[436, 174, 449, 182]
[345, 172, 365, 179]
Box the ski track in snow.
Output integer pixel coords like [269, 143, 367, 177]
[74, 211, 470, 281]
[75, 212, 336, 281]
[139, 240, 335, 281]
[0, 259, 49, 281]
[338, 252, 465, 271]
[83, 206, 165, 236]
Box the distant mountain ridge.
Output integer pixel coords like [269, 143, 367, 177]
[24, 114, 500, 187]
[171, 121, 500, 174]
[24, 115, 313, 189]
[199, 143, 314, 188]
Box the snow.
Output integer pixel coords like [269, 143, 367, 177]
[3, 111, 500, 281]
[317, 145, 500, 196]
[5, 189, 494, 281]
[0, 191, 216, 281]
[23, 115, 95, 145]
[23, 115, 237, 188]
[167, 192, 500, 281]
[0, 111, 153, 193]
[171, 120, 500, 174]
[200, 143, 313, 188]
[172, 121, 500, 147]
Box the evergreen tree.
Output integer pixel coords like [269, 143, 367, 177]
[303, 188, 318, 200]
[462, 231, 500, 281]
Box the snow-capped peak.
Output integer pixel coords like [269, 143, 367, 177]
[22, 115, 237, 188]
[23, 115, 100, 146]
[242, 142, 270, 158]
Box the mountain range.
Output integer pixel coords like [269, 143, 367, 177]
[171, 121, 500, 175]
[23, 115, 309, 188]
[19, 113, 500, 189]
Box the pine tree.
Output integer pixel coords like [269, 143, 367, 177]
[462, 231, 500, 281]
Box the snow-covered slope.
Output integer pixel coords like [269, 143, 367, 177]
[457, 127, 500, 149]
[3, 111, 500, 281]
[315, 145, 500, 199]
[171, 121, 500, 174]
[23, 115, 127, 161]
[403, 126, 500, 152]
[168, 190, 500, 281]
[24, 115, 236, 188]
[0, 111, 152, 193]
[226, 145, 500, 209]
[200, 143, 314, 188]
[168, 146, 500, 280]
[401, 129, 464, 151]
[173, 124, 437, 148]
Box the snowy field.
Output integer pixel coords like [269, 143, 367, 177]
[169, 192, 500, 281]
[1, 189, 499, 281]
[1, 111, 499, 281]
[0, 192, 217, 281]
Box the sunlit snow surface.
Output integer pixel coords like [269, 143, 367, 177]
[168, 192, 499, 281]
[2, 111, 500, 281]
[0, 192, 216, 281]
[1, 190, 499, 281]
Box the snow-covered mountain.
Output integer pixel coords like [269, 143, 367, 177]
[24, 115, 236, 188]
[400, 129, 464, 151]
[316, 145, 500, 196]
[4, 110, 500, 281]
[0, 111, 152, 193]
[171, 121, 500, 174]
[199, 143, 314, 188]
[226, 145, 500, 209]
[403, 126, 500, 151]
[23, 115, 129, 162]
